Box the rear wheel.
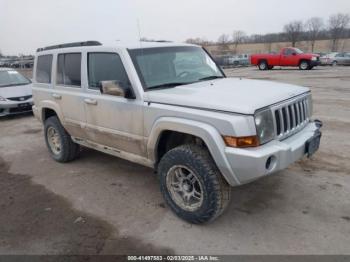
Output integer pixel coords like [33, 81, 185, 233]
[332, 61, 337, 66]
[258, 60, 268, 70]
[158, 144, 231, 224]
[299, 60, 310, 70]
[44, 116, 80, 163]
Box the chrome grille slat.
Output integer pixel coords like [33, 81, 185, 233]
[295, 103, 300, 126]
[273, 95, 311, 140]
[278, 109, 284, 135]
[285, 106, 291, 131]
[290, 105, 296, 129]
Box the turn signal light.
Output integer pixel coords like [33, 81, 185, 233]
[223, 136, 260, 148]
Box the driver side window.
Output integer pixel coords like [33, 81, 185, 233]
[88, 53, 131, 90]
[283, 49, 294, 56]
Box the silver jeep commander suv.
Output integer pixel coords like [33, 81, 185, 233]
[32, 41, 322, 223]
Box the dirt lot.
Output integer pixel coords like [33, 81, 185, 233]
[0, 66, 349, 255]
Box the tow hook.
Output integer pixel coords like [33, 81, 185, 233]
[314, 119, 323, 128]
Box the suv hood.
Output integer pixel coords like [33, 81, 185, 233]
[0, 83, 32, 99]
[144, 78, 309, 115]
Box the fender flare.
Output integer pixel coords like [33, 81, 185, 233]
[147, 117, 240, 186]
[37, 100, 64, 124]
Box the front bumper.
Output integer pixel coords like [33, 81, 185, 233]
[0, 99, 34, 117]
[310, 60, 321, 67]
[224, 121, 321, 185]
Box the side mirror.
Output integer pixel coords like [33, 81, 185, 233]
[292, 52, 297, 56]
[100, 80, 126, 97]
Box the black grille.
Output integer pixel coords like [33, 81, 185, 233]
[7, 95, 32, 102]
[9, 105, 32, 113]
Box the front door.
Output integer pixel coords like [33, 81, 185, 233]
[83, 52, 145, 157]
[280, 48, 299, 66]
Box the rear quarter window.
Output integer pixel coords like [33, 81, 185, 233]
[36, 55, 53, 84]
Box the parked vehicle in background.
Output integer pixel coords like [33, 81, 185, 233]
[0, 68, 33, 117]
[320, 52, 339, 65]
[214, 54, 250, 68]
[250, 47, 320, 70]
[33, 41, 322, 224]
[332, 52, 350, 66]
[227, 54, 250, 66]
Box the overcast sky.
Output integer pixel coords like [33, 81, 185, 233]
[0, 0, 349, 55]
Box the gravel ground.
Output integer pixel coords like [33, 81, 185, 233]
[0, 66, 349, 255]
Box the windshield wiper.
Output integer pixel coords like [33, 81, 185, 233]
[198, 76, 224, 81]
[147, 82, 190, 90]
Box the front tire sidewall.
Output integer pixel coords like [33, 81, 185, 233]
[299, 61, 310, 70]
[158, 145, 229, 224]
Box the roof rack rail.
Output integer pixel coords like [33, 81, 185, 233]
[140, 40, 172, 43]
[36, 41, 102, 52]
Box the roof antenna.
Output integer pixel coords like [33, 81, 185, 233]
[137, 19, 142, 48]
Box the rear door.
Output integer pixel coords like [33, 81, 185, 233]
[53, 52, 88, 139]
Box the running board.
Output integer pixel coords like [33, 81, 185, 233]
[72, 137, 154, 168]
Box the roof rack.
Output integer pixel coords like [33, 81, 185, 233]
[140, 40, 172, 43]
[36, 41, 102, 52]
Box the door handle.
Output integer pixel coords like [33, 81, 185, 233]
[84, 98, 98, 105]
[52, 93, 62, 100]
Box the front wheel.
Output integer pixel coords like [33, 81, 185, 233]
[299, 60, 310, 70]
[158, 144, 231, 224]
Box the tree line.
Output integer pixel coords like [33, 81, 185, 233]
[186, 13, 350, 52]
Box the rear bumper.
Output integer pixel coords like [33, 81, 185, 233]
[224, 121, 321, 185]
[0, 99, 33, 117]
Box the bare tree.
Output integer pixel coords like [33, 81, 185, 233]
[217, 34, 230, 45]
[305, 17, 324, 52]
[284, 21, 304, 47]
[217, 34, 230, 50]
[232, 30, 246, 53]
[185, 37, 209, 46]
[328, 13, 350, 51]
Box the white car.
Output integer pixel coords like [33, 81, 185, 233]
[32, 41, 322, 223]
[0, 68, 33, 117]
[320, 52, 339, 66]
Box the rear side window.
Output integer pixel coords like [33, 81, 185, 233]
[36, 55, 53, 84]
[88, 53, 130, 89]
[57, 53, 81, 87]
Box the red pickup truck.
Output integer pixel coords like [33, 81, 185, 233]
[250, 47, 320, 70]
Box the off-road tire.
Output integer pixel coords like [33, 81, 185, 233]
[44, 116, 80, 163]
[258, 60, 268, 70]
[158, 144, 231, 224]
[299, 60, 310, 70]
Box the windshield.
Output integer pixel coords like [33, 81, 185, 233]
[0, 70, 31, 87]
[294, 48, 303, 54]
[128, 46, 224, 90]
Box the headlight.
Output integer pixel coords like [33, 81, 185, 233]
[254, 108, 275, 145]
[0, 96, 6, 101]
[311, 57, 317, 61]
